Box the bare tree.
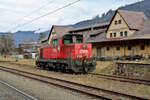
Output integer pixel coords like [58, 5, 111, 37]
[0, 33, 14, 55]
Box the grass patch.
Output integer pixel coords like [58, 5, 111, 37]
[92, 61, 117, 74]
[0, 56, 35, 66]
[138, 87, 150, 95]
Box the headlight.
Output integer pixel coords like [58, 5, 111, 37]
[82, 45, 87, 48]
[76, 54, 79, 58]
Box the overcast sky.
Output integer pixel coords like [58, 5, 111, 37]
[0, 0, 141, 32]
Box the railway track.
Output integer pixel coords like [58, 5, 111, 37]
[0, 66, 148, 100]
[1, 61, 150, 85]
[0, 80, 37, 100]
[2, 61, 150, 85]
[89, 73, 150, 86]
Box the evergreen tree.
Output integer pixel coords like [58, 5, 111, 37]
[38, 33, 46, 41]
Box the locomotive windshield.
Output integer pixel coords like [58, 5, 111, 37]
[76, 35, 83, 43]
[63, 34, 83, 44]
[63, 35, 73, 44]
[52, 39, 58, 46]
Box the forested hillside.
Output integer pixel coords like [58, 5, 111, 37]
[73, 0, 150, 28]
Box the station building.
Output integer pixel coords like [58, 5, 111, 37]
[87, 10, 150, 60]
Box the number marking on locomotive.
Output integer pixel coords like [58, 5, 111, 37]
[80, 50, 88, 53]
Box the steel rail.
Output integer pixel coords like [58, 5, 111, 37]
[89, 73, 150, 86]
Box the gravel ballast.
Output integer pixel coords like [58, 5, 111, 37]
[0, 70, 92, 100]
[0, 80, 36, 100]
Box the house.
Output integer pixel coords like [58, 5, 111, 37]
[18, 41, 38, 59]
[41, 25, 73, 45]
[87, 10, 150, 60]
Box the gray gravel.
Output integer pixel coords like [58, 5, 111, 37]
[0, 70, 92, 100]
[0, 80, 35, 100]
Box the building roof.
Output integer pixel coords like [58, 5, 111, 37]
[53, 25, 73, 35]
[106, 10, 148, 33]
[123, 19, 150, 40]
[42, 25, 73, 43]
[42, 22, 109, 43]
[19, 41, 38, 47]
[89, 28, 107, 36]
[86, 28, 107, 43]
[118, 10, 148, 30]
[88, 19, 150, 43]
[69, 22, 109, 33]
[48, 25, 73, 40]
[24, 49, 37, 53]
[36, 42, 49, 47]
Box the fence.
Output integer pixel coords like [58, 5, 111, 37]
[115, 62, 150, 79]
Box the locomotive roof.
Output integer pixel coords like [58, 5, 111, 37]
[52, 33, 83, 39]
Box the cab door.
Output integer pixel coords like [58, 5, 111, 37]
[97, 48, 101, 58]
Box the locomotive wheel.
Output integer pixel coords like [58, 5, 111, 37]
[82, 67, 87, 74]
[42, 63, 46, 69]
[47, 63, 53, 70]
[37, 62, 43, 69]
[82, 60, 87, 74]
[60, 64, 66, 73]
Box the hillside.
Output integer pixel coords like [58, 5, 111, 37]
[73, 0, 150, 28]
[13, 31, 50, 46]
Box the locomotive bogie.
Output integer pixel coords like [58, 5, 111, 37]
[36, 58, 96, 73]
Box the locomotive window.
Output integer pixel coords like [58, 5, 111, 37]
[63, 39, 71, 44]
[76, 36, 83, 43]
[63, 35, 82, 44]
[52, 39, 57, 46]
[76, 39, 82, 43]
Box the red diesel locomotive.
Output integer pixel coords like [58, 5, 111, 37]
[36, 34, 96, 73]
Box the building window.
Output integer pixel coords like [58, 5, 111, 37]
[141, 45, 145, 50]
[116, 47, 120, 51]
[128, 46, 132, 50]
[52, 32, 56, 34]
[118, 20, 122, 24]
[120, 32, 123, 37]
[106, 47, 110, 51]
[110, 33, 112, 38]
[114, 33, 116, 37]
[124, 31, 128, 36]
[115, 21, 117, 25]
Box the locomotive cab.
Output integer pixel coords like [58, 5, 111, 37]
[62, 34, 83, 44]
[60, 34, 96, 73]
